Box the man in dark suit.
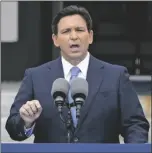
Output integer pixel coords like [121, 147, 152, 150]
[5, 5, 149, 143]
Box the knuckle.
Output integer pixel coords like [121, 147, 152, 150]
[35, 100, 40, 104]
[24, 104, 29, 109]
[27, 100, 34, 105]
[26, 101, 30, 104]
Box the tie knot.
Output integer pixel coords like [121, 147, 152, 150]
[70, 66, 80, 78]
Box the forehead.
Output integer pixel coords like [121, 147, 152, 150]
[57, 14, 87, 30]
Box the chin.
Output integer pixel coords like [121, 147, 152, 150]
[70, 52, 83, 58]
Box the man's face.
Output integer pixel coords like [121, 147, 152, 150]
[52, 14, 93, 61]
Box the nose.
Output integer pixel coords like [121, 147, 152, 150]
[70, 31, 78, 40]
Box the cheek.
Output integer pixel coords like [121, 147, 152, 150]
[81, 37, 90, 47]
[58, 38, 68, 47]
[81, 34, 91, 42]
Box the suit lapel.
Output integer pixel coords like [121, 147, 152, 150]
[47, 57, 69, 122]
[48, 57, 64, 77]
[75, 55, 105, 133]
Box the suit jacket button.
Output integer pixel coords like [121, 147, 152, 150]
[73, 137, 79, 143]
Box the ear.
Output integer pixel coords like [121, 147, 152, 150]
[88, 30, 93, 44]
[52, 34, 60, 47]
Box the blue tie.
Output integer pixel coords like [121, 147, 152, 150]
[68, 67, 80, 128]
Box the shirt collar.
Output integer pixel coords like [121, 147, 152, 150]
[61, 52, 90, 78]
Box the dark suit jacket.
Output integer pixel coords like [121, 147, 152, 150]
[5, 55, 149, 143]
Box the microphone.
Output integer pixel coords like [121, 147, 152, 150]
[51, 78, 70, 113]
[51, 78, 73, 143]
[70, 78, 88, 119]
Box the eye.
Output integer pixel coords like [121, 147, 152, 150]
[63, 31, 68, 33]
[62, 29, 70, 34]
[77, 29, 84, 32]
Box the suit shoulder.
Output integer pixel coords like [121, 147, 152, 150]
[100, 60, 130, 82]
[101, 60, 128, 73]
[25, 59, 58, 74]
[91, 56, 128, 74]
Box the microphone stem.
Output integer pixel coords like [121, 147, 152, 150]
[66, 110, 72, 143]
[59, 113, 65, 123]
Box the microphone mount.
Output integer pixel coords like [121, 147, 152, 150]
[53, 91, 66, 113]
[54, 99, 75, 143]
[73, 93, 86, 118]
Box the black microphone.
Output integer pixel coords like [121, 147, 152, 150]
[70, 78, 88, 119]
[51, 78, 70, 113]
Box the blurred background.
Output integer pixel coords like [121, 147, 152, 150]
[1, 1, 151, 143]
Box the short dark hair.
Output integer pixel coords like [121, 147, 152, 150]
[52, 5, 93, 35]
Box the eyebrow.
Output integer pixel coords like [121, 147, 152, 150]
[60, 26, 86, 32]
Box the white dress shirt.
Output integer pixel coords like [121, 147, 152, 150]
[61, 52, 90, 81]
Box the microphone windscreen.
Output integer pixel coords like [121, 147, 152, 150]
[70, 78, 88, 98]
[51, 78, 70, 98]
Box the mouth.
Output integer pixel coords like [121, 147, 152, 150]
[70, 44, 80, 49]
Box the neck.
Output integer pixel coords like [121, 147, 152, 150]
[68, 59, 82, 66]
[62, 52, 88, 66]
